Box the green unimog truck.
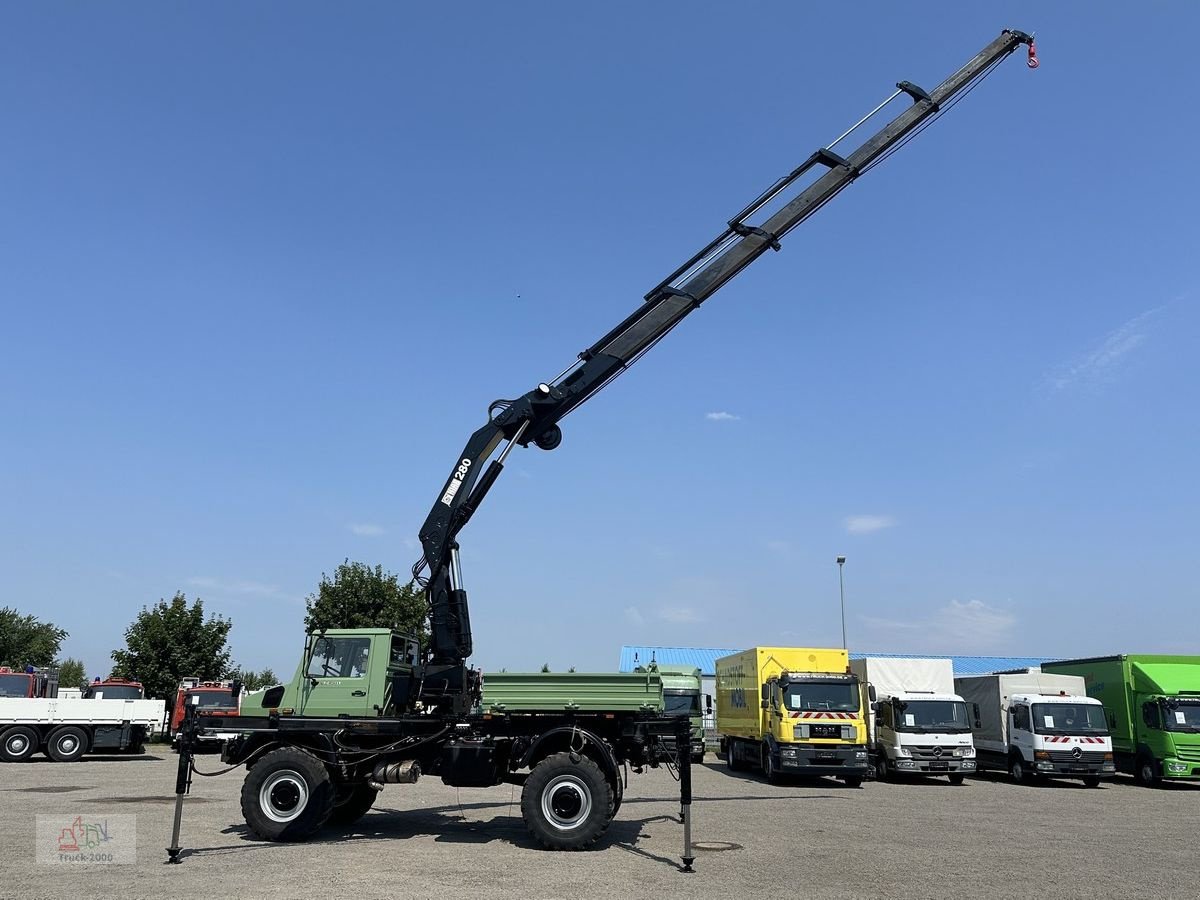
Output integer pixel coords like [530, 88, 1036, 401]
[656, 666, 708, 763]
[1042, 655, 1200, 786]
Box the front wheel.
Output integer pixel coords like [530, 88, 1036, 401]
[1082, 774, 1102, 788]
[948, 773, 966, 786]
[1135, 756, 1161, 788]
[726, 739, 741, 772]
[842, 774, 864, 788]
[1010, 755, 1030, 784]
[521, 752, 612, 850]
[762, 744, 780, 784]
[240, 747, 335, 841]
[876, 754, 892, 782]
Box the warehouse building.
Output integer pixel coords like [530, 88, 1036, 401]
[618, 645, 1055, 732]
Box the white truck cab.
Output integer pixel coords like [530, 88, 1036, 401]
[956, 669, 1116, 786]
[851, 658, 975, 784]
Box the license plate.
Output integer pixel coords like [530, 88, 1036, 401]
[929, 762, 949, 771]
[816, 751, 836, 759]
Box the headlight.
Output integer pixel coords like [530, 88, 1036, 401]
[962, 746, 976, 757]
[841, 725, 855, 741]
[793, 725, 808, 740]
[895, 747, 911, 758]
[855, 750, 867, 759]
[781, 748, 797, 759]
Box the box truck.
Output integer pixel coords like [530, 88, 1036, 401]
[955, 669, 1115, 786]
[717, 647, 868, 785]
[1042, 655, 1200, 786]
[850, 657, 975, 784]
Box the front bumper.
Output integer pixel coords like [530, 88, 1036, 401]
[1161, 758, 1200, 778]
[777, 744, 869, 775]
[1035, 760, 1117, 777]
[892, 757, 976, 774]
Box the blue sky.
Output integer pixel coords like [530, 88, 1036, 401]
[2, 4, 1197, 683]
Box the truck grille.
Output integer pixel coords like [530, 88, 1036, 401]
[1046, 750, 1107, 764]
[908, 746, 958, 761]
[1175, 746, 1200, 763]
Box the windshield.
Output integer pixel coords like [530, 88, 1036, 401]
[664, 692, 701, 716]
[1032, 703, 1108, 735]
[1163, 701, 1200, 733]
[191, 690, 238, 710]
[894, 699, 971, 733]
[0, 674, 31, 697]
[784, 681, 860, 713]
[86, 684, 143, 699]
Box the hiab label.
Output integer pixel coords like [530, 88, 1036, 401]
[441, 459, 472, 506]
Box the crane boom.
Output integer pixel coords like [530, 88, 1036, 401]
[412, 29, 1034, 701]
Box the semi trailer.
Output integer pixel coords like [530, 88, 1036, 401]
[1042, 655, 1200, 786]
[167, 29, 1037, 866]
[954, 669, 1115, 786]
[718, 647, 869, 785]
[850, 657, 975, 783]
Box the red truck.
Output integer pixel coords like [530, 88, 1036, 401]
[170, 678, 241, 746]
[83, 677, 144, 699]
[0, 666, 58, 698]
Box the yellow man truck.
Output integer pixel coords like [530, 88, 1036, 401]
[716, 647, 868, 786]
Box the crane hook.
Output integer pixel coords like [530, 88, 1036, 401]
[1026, 39, 1039, 69]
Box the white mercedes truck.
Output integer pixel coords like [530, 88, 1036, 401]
[851, 657, 975, 784]
[954, 668, 1115, 786]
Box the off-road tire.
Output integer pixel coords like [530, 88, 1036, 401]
[327, 782, 378, 826]
[521, 752, 612, 850]
[46, 726, 88, 762]
[240, 747, 335, 841]
[0, 726, 39, 762]
[948, 773, 966, 786]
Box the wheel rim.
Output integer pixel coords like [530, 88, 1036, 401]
[7, 734, 29, 755]
[260, 770, 309, 823]
[1012, 761, 1023, 781]
[1141, 763, 1153, 783]
[540, 774, 592, 831]
[58, 735, 79, 755]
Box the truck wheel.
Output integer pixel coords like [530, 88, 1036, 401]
[240, 747, 335, 841]
[726, 739, 740, 772]
[521, 752, 612, 850]
[692, 749, 705, 764]
[948, 773, 966, 786]
[46, 726, 88, 762]
[1082, 774, 1102, 788]
[1135, 756, 1161, 788]
[610, 771, 624, 817]
[1009, 755, 1029, 784]
[761, 744, 781, 784]
[842, 774, 864, 788]
[0, 726, 40, 762]
[327, 783, 377, 826]
[876, 755, 892, 782]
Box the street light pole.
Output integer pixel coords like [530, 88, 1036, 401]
[836, 556, 847, 649]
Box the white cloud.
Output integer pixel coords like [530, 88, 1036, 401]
[1046, 306, 1161, 392]
[858, 598, 1016, 654]
[349, 523, 386, 537]
[657, 606, 705, 624]
[705, 411, 740, 422]
[844, 515, 896, 535]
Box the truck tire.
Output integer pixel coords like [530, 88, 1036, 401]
[0, 726, 40, 762]
[1082, 774, 1102, 788]
[240, 747, 335, 841]
[1009, 755, 1030, 784]
[692, 749, 705, 764]
[46, 726, 88, 762]
[948, 773, 966, 786]
[876, 754, 892, 782]
[327, 783, 377, 826]
[521, 752, 612, 850]
[1135, 755, 1161, 788]
[842, 774, 864, 788]
[761, 744, 781, 784]
[726, 739, 740, 772]
[610, 771, 624, 817]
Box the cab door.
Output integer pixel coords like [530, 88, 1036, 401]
[297, 635, 373, 718]
[1010, 703, 1034, 761]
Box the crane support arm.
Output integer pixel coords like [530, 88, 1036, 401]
[414, 29, 1034, 668]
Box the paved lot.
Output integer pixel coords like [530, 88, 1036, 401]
[1, 752, 1196, 900]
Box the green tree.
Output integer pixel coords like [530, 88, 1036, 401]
[110, 592, 232, 704]
[304, 560, 427, 642]
[0, 607, 67, 668]
[57, 657, 87, 690]
[228, 666, 279, 692]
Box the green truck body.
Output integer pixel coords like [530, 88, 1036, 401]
[481, 671, 663, 714]
[656, 666, 707, 762]
[1042, 655, 1200, 785]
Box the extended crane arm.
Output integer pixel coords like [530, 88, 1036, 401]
[414, 29, 1034, 668]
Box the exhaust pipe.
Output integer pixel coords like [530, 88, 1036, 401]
[368, 759, 421, 791]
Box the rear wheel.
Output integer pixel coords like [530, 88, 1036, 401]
[948, 773, 966, 786]
[726, 739, 740, 772]
[46, 726, 88, 762]
[0, 726, 39, 762]
[327, 783, 377, 826]
[521, 752, 612, 850]
[240, 747, 335, 841]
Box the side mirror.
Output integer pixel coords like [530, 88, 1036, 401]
[761, 684, 770, 702]
[230, 679, 243, 699]
[705, 694, 713, 714]
[868, 684, 877, 703]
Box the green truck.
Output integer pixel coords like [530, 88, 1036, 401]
[656, 666, 708, 763]
[1042, 655, 1200, 786]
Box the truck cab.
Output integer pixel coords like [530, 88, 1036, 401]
[240, 628, 421, 719]
[872, 690, 975, 783]
[647, 665, 708, 763]
[84, 678, 144, 699]
[1004, 692, 1115, 783]
[0, 666, 58, 699]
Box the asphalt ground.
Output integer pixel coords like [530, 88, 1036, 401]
[1, 751, 1196, 900]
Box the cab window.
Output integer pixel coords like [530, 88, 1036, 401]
[308, 637, 371, 678]
[1012, 704, 1031, 732]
